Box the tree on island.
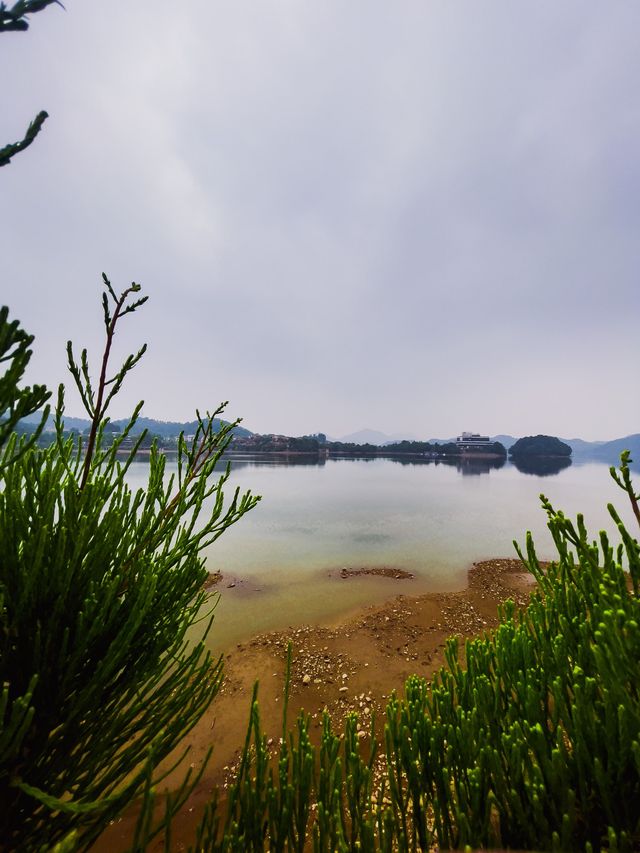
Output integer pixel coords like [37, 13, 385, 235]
[509, 434, 572, 458]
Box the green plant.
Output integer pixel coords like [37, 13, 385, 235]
[0, 305, 51, 465]
[1, 0, 61, 167]
[170, 453, 640, 852]
[0, 276, 260, 850]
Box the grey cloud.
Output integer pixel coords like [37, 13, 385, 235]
[1, 1, 638, 439]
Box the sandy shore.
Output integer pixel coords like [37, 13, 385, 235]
[95, 557, 536, 851]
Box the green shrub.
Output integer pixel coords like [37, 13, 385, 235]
[185, 454, 640, 852]
[0, 279, 259, 851]
[3, 282, 639, 852]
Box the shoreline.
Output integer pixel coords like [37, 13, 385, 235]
[95, 557, 537, 852]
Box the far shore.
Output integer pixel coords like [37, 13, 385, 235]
[95, 556, 537, 853]
[117, 447, 508, 461]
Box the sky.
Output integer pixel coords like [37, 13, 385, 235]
[2, 2, 639, 441]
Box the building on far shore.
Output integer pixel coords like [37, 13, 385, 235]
[455, 432, 492, 452]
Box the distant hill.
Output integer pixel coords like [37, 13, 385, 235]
[561, 437, 607, 454]
[426, 434, 639, 460]
[491, 434, 517, 449]
[21, 412, 252, 438]
[113, 416, 252, 438]
[19, 414, 638, 462]
[488, 434, 637, 460]
[338, 429, 418, 446]
[510, 435, 572, 458]
[568, 434, 640, 463]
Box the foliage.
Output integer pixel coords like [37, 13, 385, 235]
[0, 277, 260, 850]
[161, 452, 640, 852]
[232, 434, 321, 453]
[485, 440, 506, 457]
[121, 417, 251, 440]
[0, 305, 51, 465]
[3, 287, 638, 852]
[326, 440, 379, 455]
[510, 434, 572, 458]
[376, 440, 438, 455]
[388, 453, 639, 851]
[0, 110, 49, 167]
[1, 0, 61, 167]
[0, 0, 61, 32]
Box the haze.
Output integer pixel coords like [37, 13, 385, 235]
[2, 2, 638, 441]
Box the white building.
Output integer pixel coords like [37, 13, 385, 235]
[455, 432, 492, 450]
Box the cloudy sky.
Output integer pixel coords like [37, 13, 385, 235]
[2, 2, 639, 440]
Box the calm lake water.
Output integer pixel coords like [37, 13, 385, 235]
[125, 455, 636, 651]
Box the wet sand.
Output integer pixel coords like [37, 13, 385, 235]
[95, 557, 536, 852]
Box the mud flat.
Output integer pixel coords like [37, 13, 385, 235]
[95, 557, 537, 852]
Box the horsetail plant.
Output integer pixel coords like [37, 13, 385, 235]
[4, 285, 640, 851]
[178, 453, 640, 852]
[0, 278, 259, 850]
[0, 305, 51, 468]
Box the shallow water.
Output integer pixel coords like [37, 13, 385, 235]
[125, 455, 636, 651]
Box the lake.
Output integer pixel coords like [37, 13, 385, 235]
[125, 454, 636, 651]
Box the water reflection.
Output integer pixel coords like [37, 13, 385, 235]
[163, 451, 576, 480]
[327, 454, 377, 463]
[511, 456, 573, 477]
[223, 452, 575, 479]
[121, 455, 632, 650]
[386, 456, 506, 475]
[225, 453, 326, 470]
[441, 457, 506, 476]
[157, 451, 581, 481]
[385, 456, 437, 467]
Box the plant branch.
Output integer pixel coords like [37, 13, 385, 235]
[0, 0, 63, 32]
[79, 282, 143, 490]
[0, 111, 48, 167]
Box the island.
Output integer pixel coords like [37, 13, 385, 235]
[509, 434, 572, 458]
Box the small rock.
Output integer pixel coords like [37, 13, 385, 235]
[302, 674, 311, 685]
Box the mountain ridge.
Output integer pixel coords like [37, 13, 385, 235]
[21, 412, 252, 438]
[21, 414, 639, 462]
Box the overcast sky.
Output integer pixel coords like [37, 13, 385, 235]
[2, 2, 639, 440]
